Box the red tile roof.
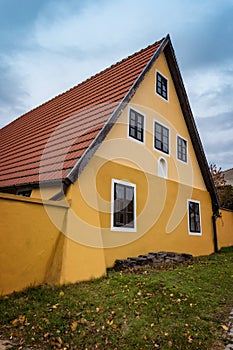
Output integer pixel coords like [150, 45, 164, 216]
[0, 39, 163, 189]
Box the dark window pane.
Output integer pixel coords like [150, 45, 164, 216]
[113, 183, 135, 229]
[156, 72, 168, 100]
[188, 201, 201, 233]
[154, 122, 169, 154]
[177, 136, 187, 162]
[129, 109, 144, 142]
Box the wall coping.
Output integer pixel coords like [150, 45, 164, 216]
[0, 192, 70, 209]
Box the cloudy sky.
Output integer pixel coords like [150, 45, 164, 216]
[0, 0, 232, 170]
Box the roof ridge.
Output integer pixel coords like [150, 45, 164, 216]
[1, 39, 164, 131]
[223, 167, 233, 172]
[78, 39, 164, 85]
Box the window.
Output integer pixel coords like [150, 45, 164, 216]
[129, 108, 144, 142]
[188, 200, 202, 235]
[177, 136, 187, 163]
[111, 179, 136, 231]
[16, 189, 32, 197]
[158, 157, 168, 178]
[156, 71, 168, 100]
[154, 121, 169, 154]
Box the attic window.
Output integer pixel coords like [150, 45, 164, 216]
[177, 135, 188, 163]
[188, 200, 202, 235]
[129, 109, 144, 143]
[156, 71, 168, 100]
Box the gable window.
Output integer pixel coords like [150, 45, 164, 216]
[111, 179, 136, 231]
[129, 108, 144, 142]
[156, 71, 168, 100]
[177, 136, 187, 163]
[154, 121, 169, 154]
[188, 200, 202, 235]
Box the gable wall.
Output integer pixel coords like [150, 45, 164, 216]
[103, 52, 206, 190]
[66, 50, 216, 264]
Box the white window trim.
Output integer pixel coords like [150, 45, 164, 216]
[111, 178, 137, 232]
[187, 199, 202, 236]
[158, 156, 168, 178]
[176, 134, 188, 164]
[127, 106, 146, 145]
[155, 70, 169, 102]
[153, 119, 170, 157]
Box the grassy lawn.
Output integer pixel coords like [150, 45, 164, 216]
[0, 247, 233, 350]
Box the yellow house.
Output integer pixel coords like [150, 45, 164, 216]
[1, 34, 229, 294]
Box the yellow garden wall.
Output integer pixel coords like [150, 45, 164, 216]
[0, 193, 107, 295]
[217, 209, 233, 249]
[0, 193, 68, 295]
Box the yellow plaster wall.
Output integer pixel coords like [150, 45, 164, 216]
[0, 192, 107, 295]
[0, 193, 68, 295]
[60, 238, 106, 284]
[217, 209, 233, 249]
[68, 155, 215, 266]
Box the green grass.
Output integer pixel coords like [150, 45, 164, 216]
[0, 247, 233, 350]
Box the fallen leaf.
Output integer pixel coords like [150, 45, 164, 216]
[188, 336, 193, 343]
[79, 317, 88, 325]
[19, 315, 25, 324]
[57, 336, 62, 344]
[11, 319, 18, 326]
[71, 321, 78, 332]
[221, 324, 229, 331]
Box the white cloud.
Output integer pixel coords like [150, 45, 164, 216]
[185, 66, 233, 119]
[33, 0, 155, 53]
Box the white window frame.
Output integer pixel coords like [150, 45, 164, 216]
[155, 70, 169, 102]
[111, 179, 137, 232]
[153, 119, 170, 157]
[128, 107, 146, 144]
[176, 134, 188, 164]
[187, 199, 202, 236]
